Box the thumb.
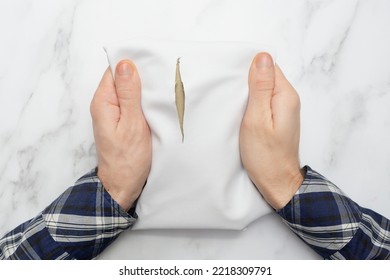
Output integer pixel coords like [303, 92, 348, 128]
[247, 52, 275, 126]
[115, 60, 143, 119]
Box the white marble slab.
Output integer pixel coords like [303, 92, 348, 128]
[0, 0, 389, 259]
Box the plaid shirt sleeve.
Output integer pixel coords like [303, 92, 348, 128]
[278, 166, 390, 259]
[0, 169, 136, 260]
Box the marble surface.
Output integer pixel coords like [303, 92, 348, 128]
[1, 0, 390, 259]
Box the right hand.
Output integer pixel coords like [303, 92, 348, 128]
[240, 53, 304, 210]
[90, 60, 152, 211]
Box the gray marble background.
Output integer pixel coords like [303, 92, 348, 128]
[1, 0, 389, 259]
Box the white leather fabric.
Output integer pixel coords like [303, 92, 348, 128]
[105, 39, 272, 230]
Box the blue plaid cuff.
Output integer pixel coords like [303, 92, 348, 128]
[278, 166, 390, 259]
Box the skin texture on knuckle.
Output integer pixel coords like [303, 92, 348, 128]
[115, 85, 134, 100]
[252, 79, 275, 93]
[115, 75, 141, 102]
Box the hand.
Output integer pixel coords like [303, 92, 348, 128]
[240, 53, 304, 210]
[90, 60, 152, 211]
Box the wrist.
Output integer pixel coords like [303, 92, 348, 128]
[272, 169, 305, 210]
[254, 167, 305, 210]
[97, 166, 142, 211]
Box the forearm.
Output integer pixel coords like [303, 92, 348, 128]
[0, 169, 136, 260]
[278, 166, 390, 259]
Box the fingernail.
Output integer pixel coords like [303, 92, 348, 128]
[256, 53, 273, 69]
[118, 62, 132, 76]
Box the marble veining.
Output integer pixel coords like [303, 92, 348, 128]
[1, 0, 390, 259]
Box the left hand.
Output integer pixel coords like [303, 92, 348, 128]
[90, 60, 152, 211]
